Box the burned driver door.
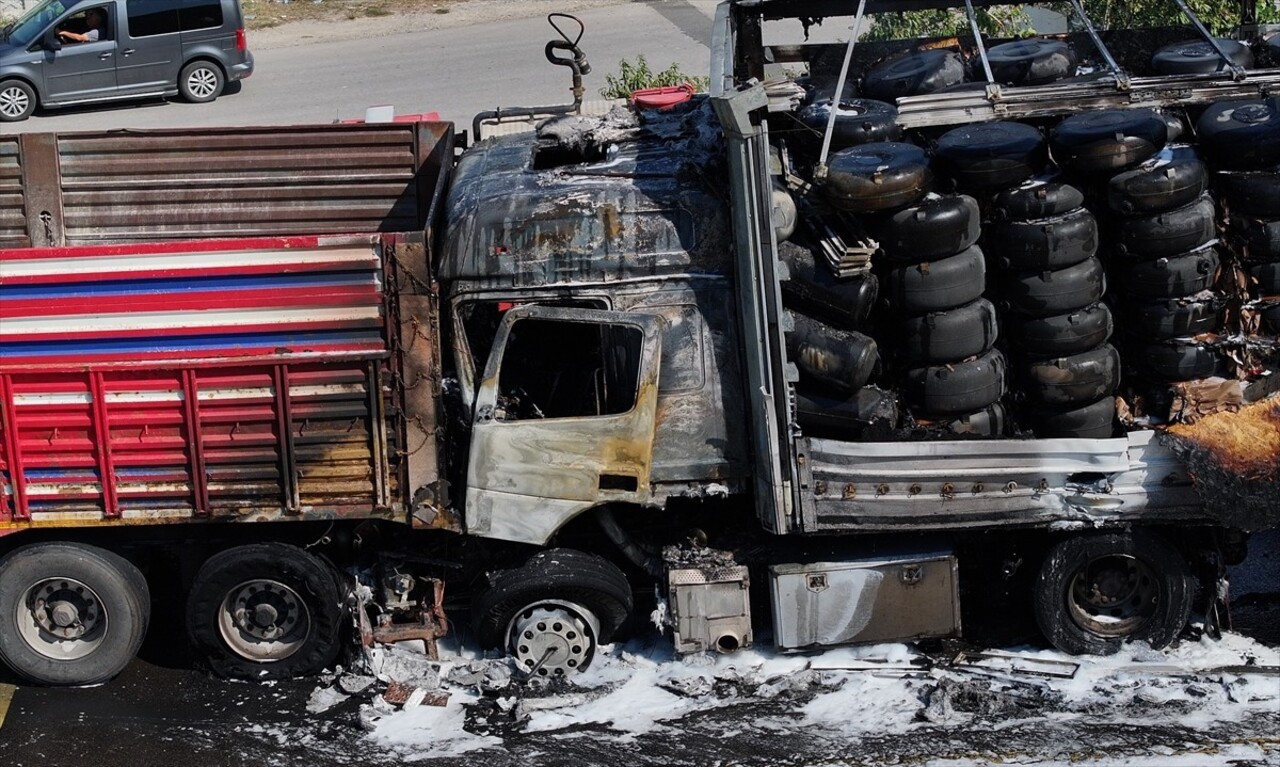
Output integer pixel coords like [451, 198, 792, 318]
[465, 306, 662, 544]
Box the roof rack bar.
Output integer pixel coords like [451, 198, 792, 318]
[1065, 0, 1130, 89]
[1171, 0, 1248, 81]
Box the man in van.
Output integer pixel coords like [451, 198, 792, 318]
[56, 7, 105, 44]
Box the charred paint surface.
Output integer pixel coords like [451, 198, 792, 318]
[1166, 399, 1280, 531]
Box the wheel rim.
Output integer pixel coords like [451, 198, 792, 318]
[15, 577, 108, 661]
[187, 68, 218, 99]
[506, 599, 599, 678]
[0, 87, 30, 119]
[1066, 554, 1159, 638]
[217, 579, 311, 662]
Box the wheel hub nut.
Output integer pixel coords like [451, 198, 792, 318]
[50, 600, 80, 628]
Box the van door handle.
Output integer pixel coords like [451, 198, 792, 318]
[122, 48, 135, 55]
[98, 52, 112, 60]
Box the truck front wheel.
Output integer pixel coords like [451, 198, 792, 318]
[1034, 532, 1195, 655]
[0, 543, 150, 686]
[473, 549, 633, 677]
[185, 543, 344, 679]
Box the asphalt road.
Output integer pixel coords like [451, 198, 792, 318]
[3, 0, 724, 134]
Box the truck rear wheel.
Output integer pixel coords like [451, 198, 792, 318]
[473, 548, 632, 676]
[185, 543, 344, 679]
[0, 543, 150, 686]
[1034, 532, 1195, 655]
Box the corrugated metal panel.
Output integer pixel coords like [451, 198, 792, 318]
[3, 122, 453, 245]
[0, 136, 26, 248]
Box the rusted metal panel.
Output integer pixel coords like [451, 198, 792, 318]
[0, 137, 27, 249]
[16, 133, 63, 248]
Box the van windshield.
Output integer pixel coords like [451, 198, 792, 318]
[5, 0, 67, 47]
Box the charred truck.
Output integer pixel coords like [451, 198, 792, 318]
[1, 1, 1278, 686]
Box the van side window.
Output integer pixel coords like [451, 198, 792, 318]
[496, 318, 642, 421]
[180, 0, 223, 30]
[126, 0, 180, 37]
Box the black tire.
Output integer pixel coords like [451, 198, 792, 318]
[1028, 396, 1116, 439]
[1151, 38, 1254, 75]
[863, 49, 965, 102]
[779, 241, 879, 330]
[1157, 109, 1187, 143]
[1107, 150, 1208, 215]
[786, 313, 880, 396]
[999, 255, 1106, 317]
[1217, 170, 1280, 218]
[823, 142, 932, 212]
[986, 39, 1076, 86]
[796, 386, 899, 437]
[984, 208, 1098, 270]
[1128, 341, 1224, 382]
[1051, 108, 1167, 173]
[1123, 247, 1220, 298]
[1005, 302, 1114, 357]
[1113, 194, 1215, 260]
[886, 244, 987, 313]
[473, 549, 633, 674]
[905, 348, 1007, 415]
[179, 60, 225, 103]
[1231, 216, 1280, 261]
[0, 543, 150, 686]
[186, 543, 344, 679]
[1196, 98, 1280, 170]
[1250, 260, 1280, 294]
[1128, 297, 1222, 340]
[797, 98, 902, 149]
[873, 194, 981, 263]
[991, 180, 1085, 221]
[934, 121, 1047, 190]
[1034, 532, 1195, 655]
[1021, 343, 1121, 406]
[0, 78, 37, 122]
[901, 298, 999, 364]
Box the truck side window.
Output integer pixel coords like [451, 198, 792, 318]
[126, 0, 181, 37]
[496, 318, 642, 421]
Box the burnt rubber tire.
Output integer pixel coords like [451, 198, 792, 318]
[1196, 98, 1280, 170]
[179, 60, 225, 103]
[1250, 260, 1280, 293]
[1231, 216, 1280, 261]
[873, 194, 981, 263]
[823, 142, 932, 212]
[0, 78, 37, 122]
[1128, 297, 1223, 340]
[0, 543, 150, 686]
[472, 549, 633, 651]
[796, 386, 900, 437]
[1113, 194, 1216, 260]
[786, 313, 880, 396]
[1021, 343, 1121, 406]
[779, 241, 879, 330]
[186, 543, 345, 680]
[1051, 108, 1167, 173]
[1217, 170, 1280, 218]
[1107, 150, 1208, 215]
[900, 298, 999, 364]
[933, 121, 1048, 190]
[797, 98, 902, 149]
[905, 348, 1007, 415]
[999, 255, 1106, 318]
[1123, 247, 1220, 298]
[991, 180, 1085, 221]
[1005, 302, 1114, 357]
[1034, 532, 1195, 655]
[986, 39, 1076, 86]
[984, 208, 1098, 270]
[1129, 341, 1225, 382]
[863, 49, 965, 102]
[886, 245, 987, 313]
[942, 402, 1007, 437]
[1028, 396, 1116, 439]
[1151, 38, 1255, 75]
[1157, 109, 1187, 143]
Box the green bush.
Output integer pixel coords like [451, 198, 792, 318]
[599, 55, 710, 99]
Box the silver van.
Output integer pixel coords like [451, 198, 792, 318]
[0, 0, 253, 121]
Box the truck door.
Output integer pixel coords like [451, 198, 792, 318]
[41, 4, 118, 102]
[465, 306, 662, 545]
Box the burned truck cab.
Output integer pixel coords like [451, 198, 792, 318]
[438, 104, 750, 546]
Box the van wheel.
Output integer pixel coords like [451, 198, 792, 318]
[1034, 533, 1195, 655]
[180, 61, 225, 103]
[0, 79, 36, 122]
[0, 543, 150, 686]
[186, 543, 345, 679]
